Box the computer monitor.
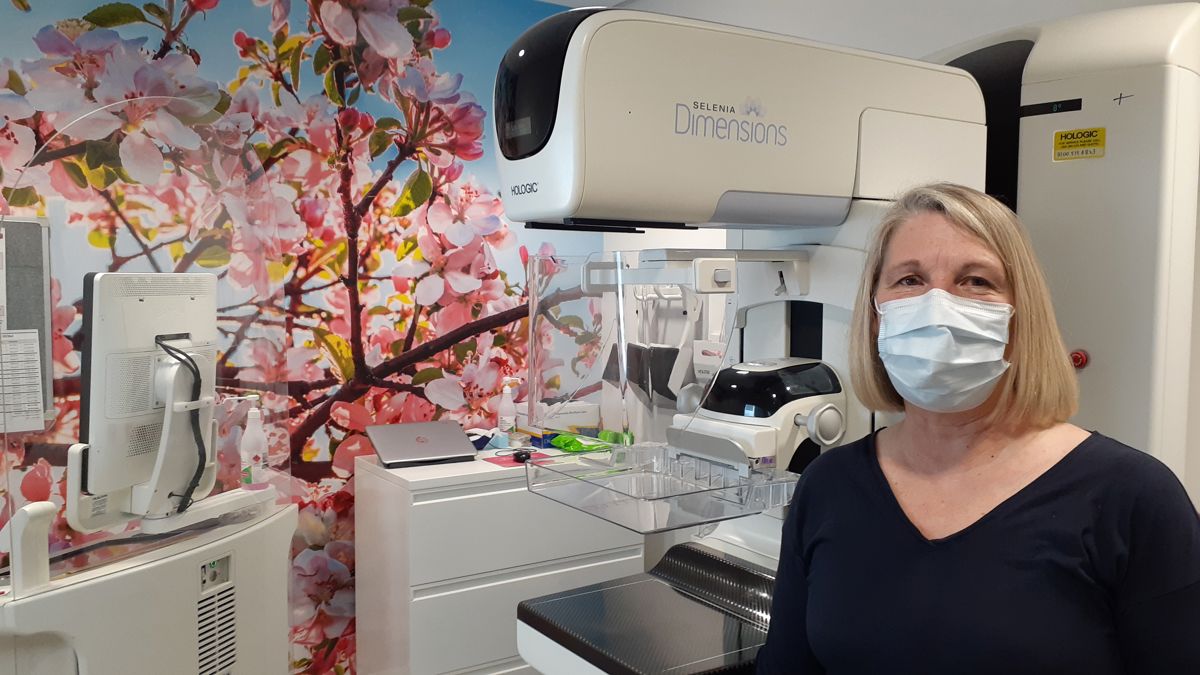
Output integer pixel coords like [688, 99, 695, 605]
[72, 272, 219, 530]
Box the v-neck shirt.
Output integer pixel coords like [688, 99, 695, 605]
[870, 430, 1086, 545]
[756, 432, 1200, 674]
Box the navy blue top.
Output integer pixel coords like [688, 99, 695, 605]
[757, 432, 1200, 674]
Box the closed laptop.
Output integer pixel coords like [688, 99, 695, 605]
[366, 420, 477, 468]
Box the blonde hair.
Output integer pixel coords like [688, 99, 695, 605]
[848, 182, 1077, 429]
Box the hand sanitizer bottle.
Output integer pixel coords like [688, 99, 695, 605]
[240, 406, 268, 486]
[497, 378, 519, 447]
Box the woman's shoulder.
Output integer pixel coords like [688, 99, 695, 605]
[1075, 432, 1173, 476]
[1070, 431, 1191, 505]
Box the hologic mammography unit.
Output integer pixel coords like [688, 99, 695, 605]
[497, 4, 1200, 672]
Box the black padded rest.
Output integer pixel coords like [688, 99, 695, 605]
[517, 543, 775, 675]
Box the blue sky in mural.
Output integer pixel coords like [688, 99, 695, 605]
[5, 0, 599, 288]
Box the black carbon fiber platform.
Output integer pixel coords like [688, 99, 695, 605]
[517, 543, 775, 674]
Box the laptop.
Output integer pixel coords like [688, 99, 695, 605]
[366, 420, 478, 468]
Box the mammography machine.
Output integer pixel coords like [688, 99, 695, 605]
[498, 4, 1200, 673]
[496, 8, 985, 672]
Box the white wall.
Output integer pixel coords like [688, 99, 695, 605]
[615, 0, 1173, 59]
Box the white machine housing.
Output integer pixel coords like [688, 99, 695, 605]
[934, 2, 1200, 498]
[1, 504, 297, 675]
[675, 357, 847, 472]
[494, 8, 985, 228]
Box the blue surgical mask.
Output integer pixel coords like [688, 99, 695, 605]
[875, 289, 1014, 413]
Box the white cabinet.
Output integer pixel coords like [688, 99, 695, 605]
[355, 455, 644, 674]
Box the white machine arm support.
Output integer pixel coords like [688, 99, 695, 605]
[133, 357, 217, 519]
[11, 500, 57, 595]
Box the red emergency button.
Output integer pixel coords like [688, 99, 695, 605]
[1070, 350, 1089, 369]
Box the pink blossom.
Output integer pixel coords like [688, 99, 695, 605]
[421, 27, 452, 51]
[188, 0, 220, 10]
[29, 43, 221, 185]
[264, 95, 336, 151]
[395, 60, 462, 104]
[378, 391, 435, 423]
[50, 278, 79, 375]
[425, 183, 504, 248]
[297, 197, 329, 232]
[331, 433, 374, 478]
[233, 31, 258, 59]
[437, 98, 486, 162]
[288, 346, 325, 381]
[414, 275, 443, 306]
[42, 161, 91, 203]
[393, 249, 431, 279]
[430, 299, 472, 335]
[322, 284, 379, 339]
[423, 352, 502, 424]
[326, 540, 355, 573]
[441, 241, 498, 296]
[296, 502, 337, 548]
[330, 402, 372, 432]
[0, 94, 36, 173]
[319, 0, 414, 59]
[253, 0, 291, 32]
[365, 324, 402, 366]
[222, 182, 305, 254]
[390, 271, 410, 294]
[337, 108, 373, 137]
[26, 26, 135, 96]
[228, 244, 273, 298]
[290, 548, 355, 639]
[240, 338, 289, 384]
[20, 459, 53, 502]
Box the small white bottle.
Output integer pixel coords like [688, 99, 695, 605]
[240, 406, 269, 486]
[496, 378, 518, 447]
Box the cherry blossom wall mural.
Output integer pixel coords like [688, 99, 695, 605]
[0, 0, 584, 671]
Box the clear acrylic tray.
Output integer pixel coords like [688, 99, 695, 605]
[525, 445, 798, 534]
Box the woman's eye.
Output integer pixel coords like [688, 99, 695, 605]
[964, 277, 993, 288]
[898, 276, 921, 286]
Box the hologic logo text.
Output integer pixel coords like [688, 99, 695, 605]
[511, 182, 538, 196]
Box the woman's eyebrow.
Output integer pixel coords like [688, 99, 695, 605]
[958, 260, 1005, 276]
[883, 259, 922, 274]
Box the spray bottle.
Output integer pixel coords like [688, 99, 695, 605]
[497, 377, 520, 447]
[239, 398, 268, 486]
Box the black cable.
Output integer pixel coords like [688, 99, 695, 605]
[155, 336, 206, 514]
[158, 338, 205, 513]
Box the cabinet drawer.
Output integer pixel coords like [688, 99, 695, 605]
[411, 551, 643, 675]
[410, 482, 641, 584]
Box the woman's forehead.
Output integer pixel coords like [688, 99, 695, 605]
[883, 212, 1002, 267]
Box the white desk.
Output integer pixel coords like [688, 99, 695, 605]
[355, 453, 644, 674]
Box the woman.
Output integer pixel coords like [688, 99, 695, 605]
[756, 183, 1200, 674]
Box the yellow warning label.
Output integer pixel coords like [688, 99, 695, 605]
[1053, 127, 1105, 161]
